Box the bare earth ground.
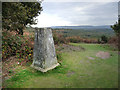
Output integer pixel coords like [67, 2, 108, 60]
[87, 56, 95, 60]
[2, 56, 26, 83]
[96, 51, 110, 59]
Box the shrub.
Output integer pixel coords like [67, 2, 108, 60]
[2, 30, 33, 63]
[53, 30, 68, 45]
[101, 35, 108, 43]
[97, 38, 101, 44]
[66, 36, 98, 43]
[2, 31, 23, 60]
[108, 36, 118, 44]
[108, 36, 118, 49]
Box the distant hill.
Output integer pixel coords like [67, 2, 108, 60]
[51, 25, 112, 30]
[51, 25, 115, 39]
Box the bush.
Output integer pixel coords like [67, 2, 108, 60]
[66, 36, 98, 43]
[101, 35, 108, 43]
[2, 30, 33, 62]
[2, 31, 22, 60]
[53, 31, 68, 45]
[108, 36, 118, 49]
[108, 36, 118, 44]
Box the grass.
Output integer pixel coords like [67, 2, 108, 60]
[3, 43, 118, 88]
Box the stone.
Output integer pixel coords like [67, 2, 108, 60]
[31, 28, 59, 72]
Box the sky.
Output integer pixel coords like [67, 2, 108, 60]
[31, 0, 118, 27]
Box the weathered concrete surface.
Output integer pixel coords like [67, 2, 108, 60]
[31, 28, 59, 72]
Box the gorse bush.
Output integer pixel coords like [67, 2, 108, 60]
[2, 30, 33, 63]
[2, 31, 23, 60]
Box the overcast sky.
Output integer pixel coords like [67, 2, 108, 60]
[31, 1, 118, 27]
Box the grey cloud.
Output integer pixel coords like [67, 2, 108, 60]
[42, 2, 118, 26]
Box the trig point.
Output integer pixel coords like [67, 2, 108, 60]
[31, 28, 59, 72]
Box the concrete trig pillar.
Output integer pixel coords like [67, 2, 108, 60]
[31, 28, 59, 72]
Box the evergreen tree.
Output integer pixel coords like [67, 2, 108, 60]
[111, 20, 120, 37]
[2, 2, 42, 35]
